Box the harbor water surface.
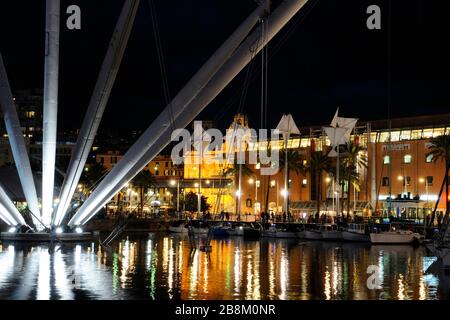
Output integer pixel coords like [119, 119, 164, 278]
[0, 234, 449, 300]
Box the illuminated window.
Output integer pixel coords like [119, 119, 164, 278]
[425, 154, 433, 163]
[302, 159, 308, 166]
[403, 154, 412, 164]
[26, 111, 36, 118]
[383, 155, 390, 164]
[302, 179, 307, 187]
[270, 180, 276, 188]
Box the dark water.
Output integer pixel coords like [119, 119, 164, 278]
[0, 234, 449, 300]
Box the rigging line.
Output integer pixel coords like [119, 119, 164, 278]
[213, 18, 265, 122]
[212, 0, 319, 125]
[148, 0, 176, 134]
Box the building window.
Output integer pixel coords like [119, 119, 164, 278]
[26, 111, 36, 118]
[425, 154, 433, 163]
[302, 160, 308, 166]
[382, 177, 390, 187]
[403, 154, 412, 164]
[383, 155, 390, 164]
[403, 176, 411, 186]
[270, 180, 276, 188]
[164, 169, 169, 176]
[426, 176, 433, 186]
[302, 179, 307, 187]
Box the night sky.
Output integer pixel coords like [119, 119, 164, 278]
[0, 0, 449, 133]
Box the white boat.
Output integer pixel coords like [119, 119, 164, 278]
[168, 225, 189, 233]
[192, 227, 209, 235]
[168, 221, 189, 233]
[342, 223, 370, 242]
[370, 229, 422, 244]
[321, 224, 343, 241]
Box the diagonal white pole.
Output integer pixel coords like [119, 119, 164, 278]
[69, 0, 309, 227]
[53, 0, 140, 227]
[0, 53, 41, 229]
[0, 184, 26, 226]
[42, 0, 60, 228]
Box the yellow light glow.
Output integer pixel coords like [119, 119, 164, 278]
[325, 177, 331, 183]
[270, 180, 276, 187]
[398, 176, 404, 181]
[248, 178, 254, 184]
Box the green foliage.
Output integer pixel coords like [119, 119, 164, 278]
[184, 191, 211, 213]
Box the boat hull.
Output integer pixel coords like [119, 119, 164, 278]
[321, 231, 343, 241]
[243, 228, 260, 239]
[304, 230, 322, 240]
[264, 231, 298, 238]
[227, 228, 244, 236]
[192, 227, 209, 235]
[296, 231, 306, 239]
[342, 231, 370, 242]
[168, 226, 188, 233]
[370, 233, 414, 244]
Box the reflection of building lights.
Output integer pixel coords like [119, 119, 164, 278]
[170, 180, 176, 186]
[194, 183, 199, 188]
[205, 180, 210, 185]
[166, 191, 171, 196]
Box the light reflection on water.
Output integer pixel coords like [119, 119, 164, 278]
[0, 234, 449, 300]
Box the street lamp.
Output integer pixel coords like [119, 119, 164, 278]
[170, 179, 180, 212]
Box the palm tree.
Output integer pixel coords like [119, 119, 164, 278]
[132, 170, 156, 216]
[278, 149, 305, 218]
[341, 142, 368, 216]
[426, 134, 450, 229]
[305, 151, 331, 218]
[279, 149, 305, 181]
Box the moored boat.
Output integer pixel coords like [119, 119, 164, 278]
[243, 223, 261, 239]
[263, 224, 298, 238]
[304, 225, 322, 240]
[168, 220, 189, 233]
[320, 224, 343, 241]
[370, 229, 422, 244]
[342, 223, 370, 242]
[226, 223, 245, 236]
